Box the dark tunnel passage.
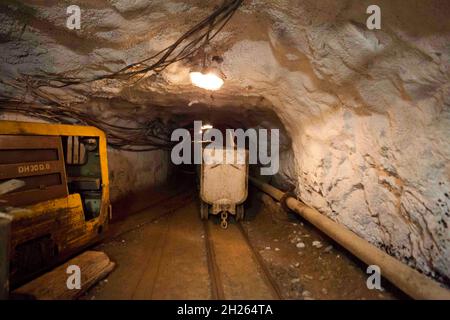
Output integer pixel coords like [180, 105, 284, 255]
[110, 102, 295, 221]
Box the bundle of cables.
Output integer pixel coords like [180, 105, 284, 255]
[31, 0, 244, 87]
[0, 0, 244, 151]
[0, 100, 174, 151]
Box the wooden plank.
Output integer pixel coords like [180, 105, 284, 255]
[12, 251, 115, 300]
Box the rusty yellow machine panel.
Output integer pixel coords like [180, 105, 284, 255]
[0, 135, 68, 206]
[0, 121, 110, 286]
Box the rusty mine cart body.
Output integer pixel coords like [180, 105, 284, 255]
[0, 120, 110, 287]
[199, 147, 248, 228]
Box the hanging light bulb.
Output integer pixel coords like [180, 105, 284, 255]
[189, 68, 224, 91]
[189, 44, 225, 91]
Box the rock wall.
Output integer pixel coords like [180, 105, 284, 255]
[107, 148, 170, 202]
[0, 0, 448, 281]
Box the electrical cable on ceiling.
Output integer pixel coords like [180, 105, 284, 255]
[0, 101, 173, 152]
[30, 0, 243, 87]
[0, 0, 244, 151]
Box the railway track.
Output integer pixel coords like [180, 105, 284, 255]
[203, 221, 226, 299]
[236, 222, 284, 300]
[85, 191, 404, 300]
[203, 218, 283, 300]
[87, 193, 285, 300]
[116, 191, 284, 300]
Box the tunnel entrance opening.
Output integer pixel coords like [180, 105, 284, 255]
[102, 99, 297, 236]
[103, 98, 296, 228]
[160, 102, 293, 181]
[157, 102, 294, 227]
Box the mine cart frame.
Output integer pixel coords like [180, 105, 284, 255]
[199, 147, 248, 228]
[0, 120, 110, 287]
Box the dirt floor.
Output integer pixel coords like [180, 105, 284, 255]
[242, 187, 407, 300]
[81, 185, 407, 300]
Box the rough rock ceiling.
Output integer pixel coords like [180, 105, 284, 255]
[0, 0, 449, 283]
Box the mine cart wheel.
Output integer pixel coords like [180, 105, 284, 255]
[236, 204, 244, 221]
[200, 201, 209, 220]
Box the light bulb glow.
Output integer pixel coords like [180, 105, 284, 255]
[189, 71, 224, 91]
[199, 124, 213, 133]
[201, 124, 213, 130]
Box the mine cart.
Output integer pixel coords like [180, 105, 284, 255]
[199, 147, 248, 228]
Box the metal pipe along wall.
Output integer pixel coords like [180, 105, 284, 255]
[249, 176, 450, 300]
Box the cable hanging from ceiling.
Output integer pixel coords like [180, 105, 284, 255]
[30, 0, 243, 88]
[0, 0, 244, 151]
[0, 100, 174, 152]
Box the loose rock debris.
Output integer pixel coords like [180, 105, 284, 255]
[241, 193, 400, 300]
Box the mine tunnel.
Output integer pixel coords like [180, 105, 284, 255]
[0, 0, 449, 304]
